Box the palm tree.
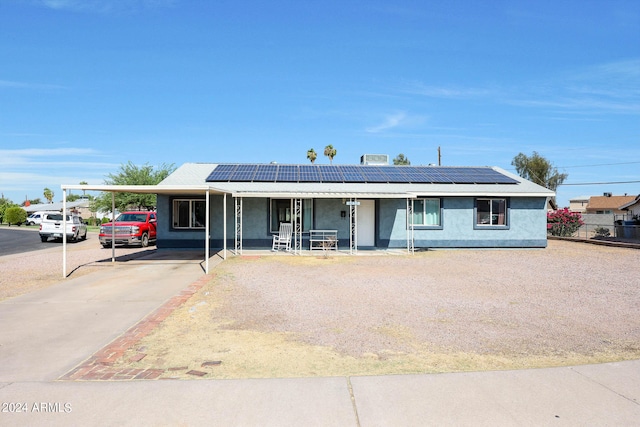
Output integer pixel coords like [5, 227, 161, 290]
[43, 187, 54, 204]
[324, 144, 337, 164]
[79, 181, 88, 197]
[306, 148, 317, 164]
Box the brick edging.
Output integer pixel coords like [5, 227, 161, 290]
[59, 274, 211, 381]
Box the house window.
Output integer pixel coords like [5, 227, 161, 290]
[476, 198, 507, 227]
[172, 199, 206, 229]
[270, 199, 312, 233]
[412, 198, 441, 226]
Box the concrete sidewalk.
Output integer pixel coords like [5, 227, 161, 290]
[0, 250, 638, 426]
[0, 361, 638, 426]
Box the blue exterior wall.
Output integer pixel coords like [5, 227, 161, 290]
[379, 197, 547, 248]
[157, 195, 548, 249]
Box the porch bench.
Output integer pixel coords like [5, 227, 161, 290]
[309, 229, 338, 251]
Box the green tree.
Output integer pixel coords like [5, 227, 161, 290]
[324, 144, 337, 164]
[43, 187, 55, 203]
[93, 161, 176, 212]
[511, 152, 567, 202]
[306, 148, 317, 164]
[393, 153, 411, 165]
[5, 206, 27, 226]
[0, 196, 14, 224]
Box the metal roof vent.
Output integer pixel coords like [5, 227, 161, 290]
[360, 154, 389, 165]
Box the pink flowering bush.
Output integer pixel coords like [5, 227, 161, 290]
[547, 208, 584, 237]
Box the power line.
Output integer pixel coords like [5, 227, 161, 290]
[557, 161, 640, 169]
[559, 180, 640, 186]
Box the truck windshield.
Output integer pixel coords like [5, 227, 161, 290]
[116, 213, 147, 222]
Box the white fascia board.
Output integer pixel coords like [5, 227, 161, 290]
[61, 184, 226, 195]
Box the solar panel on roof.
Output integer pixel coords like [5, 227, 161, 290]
[360, 166, 390, 182]
[231, 164, 257, 181]
[299, 165, 320, 182]
[254, 164, 277, 181]
[319, 165, 344, 182]
[340, 165, 365, 182]
[277, 165, 299, 182]
[206, 164, 237, 181]
[204, 164, 518, 184]
[378, 166, 411, 182]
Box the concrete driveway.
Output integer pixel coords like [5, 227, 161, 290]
[0, 250, 208, 382]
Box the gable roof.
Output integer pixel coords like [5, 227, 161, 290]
[160, 163, 554, 199]
[620, 194, 640, 210]
[587, 195, 636, 211]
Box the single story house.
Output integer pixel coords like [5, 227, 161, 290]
[153, 161, 554, 252]
[620, 194, 640, 220]
[586, 194, 636, 215]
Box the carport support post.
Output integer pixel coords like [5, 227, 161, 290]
[111, 192, 115, 263]
[205, 189, 210, 274]
[62, 189, 67, 277]
[223, 192, 227, 260]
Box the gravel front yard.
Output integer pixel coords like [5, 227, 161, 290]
[119, 240, 640, 378]
[2, 236, 639, 378]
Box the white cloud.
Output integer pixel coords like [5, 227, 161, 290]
[366, 112, 407, 133]
[0, 79, 66, 90]
[0, 148, 100, 165]
[403, 83, 492, 99]
[38, 0, 176, 13]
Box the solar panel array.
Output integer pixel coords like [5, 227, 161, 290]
[206, 164, 518, 184]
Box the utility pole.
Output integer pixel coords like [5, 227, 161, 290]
[438, 146, 441, 166]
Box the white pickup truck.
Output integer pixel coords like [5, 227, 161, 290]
[39, 213, 88, 243]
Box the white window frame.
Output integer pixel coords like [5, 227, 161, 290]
[172, 198, 206, 229]
[411, 198, 442, 228]
[270, 198, 312, 233]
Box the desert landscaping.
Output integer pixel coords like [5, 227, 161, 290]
[2, 237, 639, 379]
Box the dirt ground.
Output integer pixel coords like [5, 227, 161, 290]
[112, 240, 640, 379]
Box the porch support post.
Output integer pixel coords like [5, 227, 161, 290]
[293, 198, 302, 254]
[222, 192, 227, 260]
[234, 197, 242, 255]
[406, 198, 415, 254]
[205, 188, 210, 273]
[349, 198, 357, 255]
[62, 189, 67, 277]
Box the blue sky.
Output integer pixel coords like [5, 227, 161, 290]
[1, 0, 638, 207]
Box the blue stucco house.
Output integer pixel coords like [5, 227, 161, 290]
[153, 160, 554, 254]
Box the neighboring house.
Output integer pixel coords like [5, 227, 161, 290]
[585, 194, 636, 215]
[620, 194, 640, 220]
[153, 160, 554, 252]
[23, 200, 92, 218]
[568, 196, 590, 213]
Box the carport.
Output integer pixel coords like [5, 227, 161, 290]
[60, 184, 230, 277]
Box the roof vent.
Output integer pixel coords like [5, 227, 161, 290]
[360, 154, 389, 165]
[603, 192, 612, 197]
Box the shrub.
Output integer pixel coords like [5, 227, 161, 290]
[593, 226, 610, 237]
[5, 206, 27, 226]
[547, 208, 584, 237]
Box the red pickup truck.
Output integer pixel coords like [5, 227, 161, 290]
[99, 211, 157, 248]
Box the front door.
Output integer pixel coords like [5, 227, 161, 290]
[357, 200, 375, 247]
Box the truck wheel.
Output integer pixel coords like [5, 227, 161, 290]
[141, 232, 149, 247]
[40, 236, 48, 243]
[81, 230, 87, 240]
